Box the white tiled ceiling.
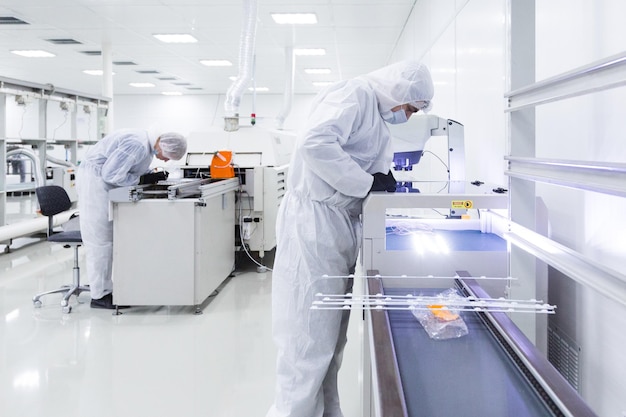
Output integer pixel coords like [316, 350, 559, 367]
[0, 0, 416, 97]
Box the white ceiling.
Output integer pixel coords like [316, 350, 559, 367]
[0, 0, 416, 98]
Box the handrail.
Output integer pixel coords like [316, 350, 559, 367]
[505, 51, 626, 111]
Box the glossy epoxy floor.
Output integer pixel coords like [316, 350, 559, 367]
[0, 195, 362, 417]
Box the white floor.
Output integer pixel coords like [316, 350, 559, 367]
[0, 194, 363, 417]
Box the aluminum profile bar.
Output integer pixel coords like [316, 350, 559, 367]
[505, 156, 626, 197]
[504, 224, 626, 308]
[505, 51, 626, 112]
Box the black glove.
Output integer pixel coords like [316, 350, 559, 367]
[370, 171, 397, 192]
[139, 171, 168, 185]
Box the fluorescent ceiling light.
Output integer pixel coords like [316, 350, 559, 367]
[304, 68, 331, 74]
[228, 76, 237, 81]
[294, 48, 325, 56]
[83, 70, 115, 76]
[271, 13, 317, 24]
[129, 82, 155, 88]
[248, 87, 269, 92]
[162, 92, 183, 96]
[313, 81, 334, 87]
[153, 34, 198, 43]
[200, 59, 232, 67]
[11, 50, 55, 58]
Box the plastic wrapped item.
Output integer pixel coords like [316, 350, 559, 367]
[412, 288, 469, 340]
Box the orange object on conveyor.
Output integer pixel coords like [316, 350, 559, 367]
[210, 150, 235, 178]
[427, 304, 460, 321]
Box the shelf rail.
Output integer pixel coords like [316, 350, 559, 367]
[496, 215, 626, 309]
[505, 51, 626, 111]
[505, 156, 626, 197]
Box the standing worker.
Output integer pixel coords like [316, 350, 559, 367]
[266, 60, 434, 417]
[77, 129, 187, 309]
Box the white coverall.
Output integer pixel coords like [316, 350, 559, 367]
[266, 60, 434, 417]
[76, 129, 157, 300]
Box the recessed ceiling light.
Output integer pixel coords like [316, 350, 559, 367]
[11, 50, 55, 58]
[304, 68, 331, 74]
[228, 76, 237, 81]
[313, 81, 334, 87]
[200, 59, 233, 67]
[153, 34, 198, 43]
[271, 13, 317, 25]
[83, 70, 116, 76]
[129, 82, 155, 88]
[294, 48, 325, 56]
[248, 87, 269, 92]
[162, 92, 183, 96]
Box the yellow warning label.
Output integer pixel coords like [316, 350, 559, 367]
[451, 200, 473, 209]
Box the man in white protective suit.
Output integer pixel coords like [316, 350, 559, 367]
[76, 129, 187, 309]
[266, 60, 434, 417]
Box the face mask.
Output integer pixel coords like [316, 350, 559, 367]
[382, 108, 408, 124]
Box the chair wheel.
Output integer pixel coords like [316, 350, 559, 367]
[33, 300, 42, 308]
[62, 306, 72, 314]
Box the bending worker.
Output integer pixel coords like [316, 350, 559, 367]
[77, 129, 187, 309]
[266, 60, 434, 417]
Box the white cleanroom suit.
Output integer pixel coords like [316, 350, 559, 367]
[76, 129, 186, 302]
[266, 60, 434, 417]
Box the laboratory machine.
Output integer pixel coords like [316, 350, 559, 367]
[109, 177, 239, 313]
[183, 128, 294, 269]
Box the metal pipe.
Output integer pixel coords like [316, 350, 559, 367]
[275, 46, 294, 130]
[224, 0, 258, 131]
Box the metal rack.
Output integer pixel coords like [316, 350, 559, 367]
[1, 76, 109, 247]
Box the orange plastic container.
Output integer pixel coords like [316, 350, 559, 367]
[210, 150, 235, 179]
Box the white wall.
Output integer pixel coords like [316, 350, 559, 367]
[391, 0, 507, 187]
[112, 93, 314, 140]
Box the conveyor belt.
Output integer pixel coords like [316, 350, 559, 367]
[385, 229, 506, 252]
[387, 286, 553, 417]
[366, 275, 597, 417]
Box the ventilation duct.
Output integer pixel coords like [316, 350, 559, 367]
[224, 0, 258, 131]
[275, 46, 294, 130]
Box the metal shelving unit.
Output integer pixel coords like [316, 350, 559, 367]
[1, 76, 109, 246]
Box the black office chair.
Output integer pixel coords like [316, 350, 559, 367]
[32, 185, 89, 313]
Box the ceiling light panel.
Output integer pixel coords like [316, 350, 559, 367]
[129, 83, 155, 88]
[304, 68, 331, 74]
[11, 50, 55, 58]
[153, 34, 198, 43]
[200, 60, 232, 67]
[294, 48, 326, 56]
[271, 13, 317, 25]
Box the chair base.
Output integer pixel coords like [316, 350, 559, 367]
[33, 284, 90, 308]
[32, 245, 89, 313]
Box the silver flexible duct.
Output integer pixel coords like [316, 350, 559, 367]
[275, 46, 294, 130]
[46, 154, 76, 169]
[6, 148, 45, 187]
[224, 0, 258, 131]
